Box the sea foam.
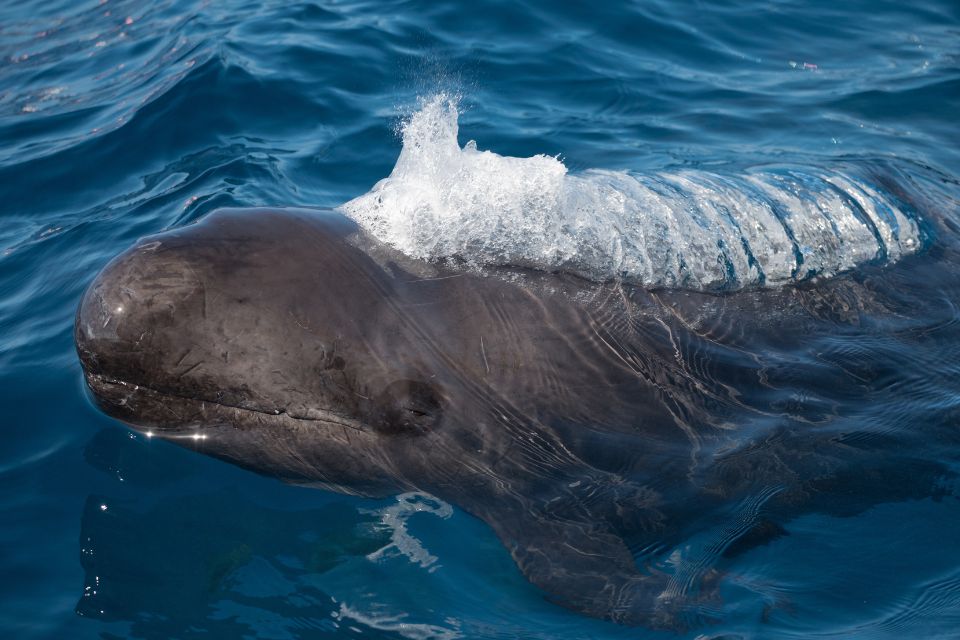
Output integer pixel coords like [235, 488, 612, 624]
[340, 95, 922, 290]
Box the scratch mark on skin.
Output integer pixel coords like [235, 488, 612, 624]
[407, 273, 466, 282]
[174, 349, 192, 367]
[289, 309, 326, 337]
[290, 311, 310, 331]
[162, 400, 183, 421]
[182, 262, 207, 320]
[480, 335, 490, 375]
[178, 361, 203, 378]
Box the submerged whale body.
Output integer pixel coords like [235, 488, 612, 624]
[76, 203, 954, 627]
[73, 93, 953, 629]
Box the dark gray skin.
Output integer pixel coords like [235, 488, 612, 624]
[75, 207, 953, 628]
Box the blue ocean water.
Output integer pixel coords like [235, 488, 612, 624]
[2, 1, 960, 638]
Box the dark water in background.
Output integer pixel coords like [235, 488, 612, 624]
[2, 1, 960, 638]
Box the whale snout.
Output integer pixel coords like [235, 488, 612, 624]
[74, 209, 378, 437]
[75, 237, 204, 395]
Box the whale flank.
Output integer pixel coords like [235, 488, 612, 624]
[341, 95, 923, 290]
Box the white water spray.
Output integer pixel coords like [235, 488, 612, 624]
[341, 94, 922, 290]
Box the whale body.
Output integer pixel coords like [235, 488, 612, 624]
[75, 205, 954, 627]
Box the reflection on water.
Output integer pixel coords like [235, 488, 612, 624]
[76, 485, 386, 638]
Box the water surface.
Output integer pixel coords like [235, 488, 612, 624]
[1, 0, 959, 638]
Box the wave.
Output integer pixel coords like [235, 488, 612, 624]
[341, 95, 924, 290]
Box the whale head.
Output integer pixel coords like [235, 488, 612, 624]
[75, 208, 444, 495]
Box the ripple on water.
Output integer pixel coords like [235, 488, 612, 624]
[1, 0, 960, 638]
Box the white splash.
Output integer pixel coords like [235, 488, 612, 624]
[341, 94, 923, 290]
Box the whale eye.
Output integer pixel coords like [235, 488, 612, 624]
[371, 380, 442, 436]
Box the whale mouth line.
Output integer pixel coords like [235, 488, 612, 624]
[83, 372, 370, 435]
